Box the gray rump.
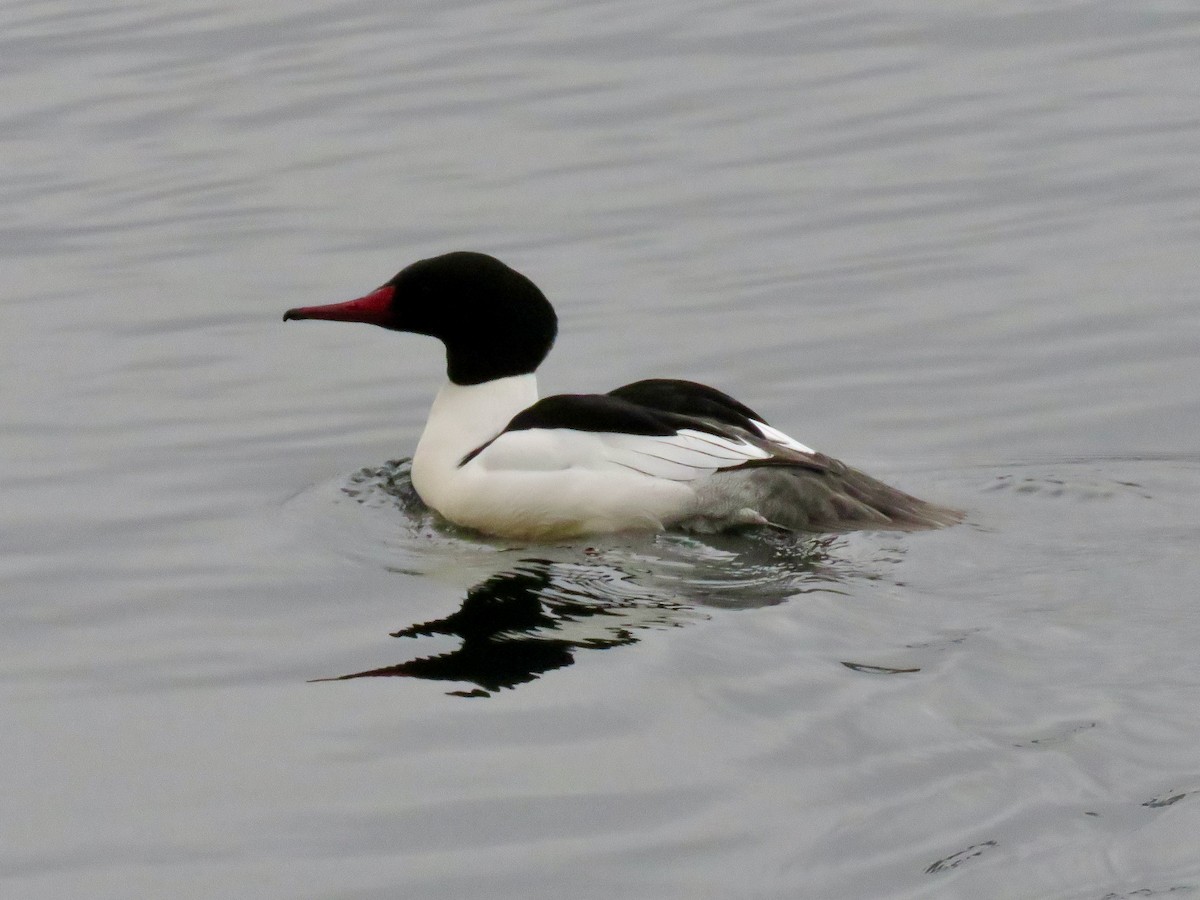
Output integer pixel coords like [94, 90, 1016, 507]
[680, 457, 962, 533]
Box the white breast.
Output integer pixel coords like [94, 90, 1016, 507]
[410, 374, 538, 515]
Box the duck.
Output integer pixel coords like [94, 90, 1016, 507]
[284, 251, 961, 540]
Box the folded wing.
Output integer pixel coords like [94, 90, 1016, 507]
[463, 390, 828, 480]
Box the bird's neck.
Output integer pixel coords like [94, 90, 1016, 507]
[413, 373, 539, 473]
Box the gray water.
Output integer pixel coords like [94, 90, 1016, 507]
[4, 1, 1200, 897]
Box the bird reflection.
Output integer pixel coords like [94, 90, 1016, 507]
[319, 459, 842, 696]
[315, 558, 698, 696]
[317, 536, 836, 696]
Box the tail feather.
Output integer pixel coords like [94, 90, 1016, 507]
[698, 464, 963, 534]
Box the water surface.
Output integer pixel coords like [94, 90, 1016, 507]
[4, 1, 1200, 897]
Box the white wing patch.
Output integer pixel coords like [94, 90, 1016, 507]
[600, 429, 772, 482]
[471, 427, 774, 483]
[751, 420, 815, 455]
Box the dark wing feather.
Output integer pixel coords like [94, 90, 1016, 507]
[503, 392, 729, 438]
[607, 379, 766, 433]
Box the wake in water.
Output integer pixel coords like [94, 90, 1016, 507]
[299, 459, 914, 695]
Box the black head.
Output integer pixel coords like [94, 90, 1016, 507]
[284, 251, 558, 385]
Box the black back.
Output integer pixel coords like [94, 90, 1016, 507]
[608, 379, 768, 433]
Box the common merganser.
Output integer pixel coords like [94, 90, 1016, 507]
[284, 251, 961, 540]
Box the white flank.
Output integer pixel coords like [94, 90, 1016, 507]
[410, 378, 818, 539]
